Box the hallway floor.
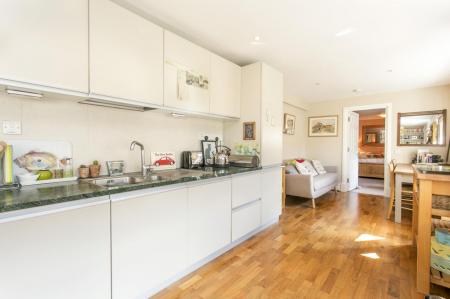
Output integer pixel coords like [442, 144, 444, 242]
[353, 177, 385, 197]
[153, 192, 450, 298]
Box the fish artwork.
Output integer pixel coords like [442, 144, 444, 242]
[14, 151, 57, 171]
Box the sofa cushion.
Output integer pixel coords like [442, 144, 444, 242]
[295, 160, 318, 176]
[285, 164, 298, 174]
[313, 172, 337, 190]
[312, 160, 327, 175]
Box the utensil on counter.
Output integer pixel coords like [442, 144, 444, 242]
[17, 173, 40, 185]
[181, 151, 203, 169]
[229, 154, 260, 168]
[214, 145, 231, 168]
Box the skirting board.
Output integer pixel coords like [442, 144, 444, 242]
[138, 217, 280, 299]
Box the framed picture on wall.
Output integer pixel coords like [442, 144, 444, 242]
[283, 113, 296, 135]
[243, 122, 256, 140]
[308, 115, 338, 137]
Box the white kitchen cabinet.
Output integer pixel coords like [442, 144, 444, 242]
[261, 166, 282, 224]
[261, 63, 283, 166]
[210, 53, 241, 118]
[231, 172, 261, 208]
[232, 200, 261, 241]
[0, 0, 88, 93]
[164, 30, 210, 113]
[188, 180, 231, 264]
[111, 188, 189, 299]
[223, 62, 283, 167]
[89, 0, 163, 106]
[0, 200, 111, 299]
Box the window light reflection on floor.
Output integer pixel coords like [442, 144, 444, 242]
[354, 233, 385, 242]
[360, 252, 380, 259]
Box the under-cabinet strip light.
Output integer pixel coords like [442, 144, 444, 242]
[6, 89, 43, 98]
[79, 99, 156, 112]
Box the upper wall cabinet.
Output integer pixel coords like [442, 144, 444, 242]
[210, 53, 241, 118]
[164, 30, 210, 113]
[0, 0, 88, 93]
[89, 0, 164, 106]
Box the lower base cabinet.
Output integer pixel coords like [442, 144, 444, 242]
[188, 180, 231, 264]
[232, 200, 261, 241]
[261, 166, 282, 224]
[0, 201, 111, 299]
[111, 188, 189, 299]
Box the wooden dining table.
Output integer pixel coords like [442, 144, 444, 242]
[394, 163, 414, 223]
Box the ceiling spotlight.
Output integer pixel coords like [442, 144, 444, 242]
[250, 36, 265, 45]
[335, 27, 355, 37]
[352, 89, 362, 93]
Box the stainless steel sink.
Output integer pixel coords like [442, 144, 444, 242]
[88, 175, 163, 187]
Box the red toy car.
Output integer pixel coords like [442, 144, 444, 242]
[154, 156, 175, 166]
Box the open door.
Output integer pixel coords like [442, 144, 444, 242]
[347, 111, 359, 191]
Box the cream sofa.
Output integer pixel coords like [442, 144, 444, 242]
[285, 162, 338, 208]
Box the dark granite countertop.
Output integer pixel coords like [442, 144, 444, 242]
[0, 166, 261, 214]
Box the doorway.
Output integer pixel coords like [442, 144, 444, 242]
[341, 103, 392, 197]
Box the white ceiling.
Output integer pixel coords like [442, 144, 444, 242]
[120, 0, 450, 103]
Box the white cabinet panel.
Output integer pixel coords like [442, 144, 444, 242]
[164, 30, 210, 113]
[232, 172, 261, 208]
[0, 202, 111, 299]
[0, 0, 88, 92]
[210, 53, 241, 118]
[89, 0, 163, 105]
[261, 63, 283, 166]
[0, 0, 88, 93]
[261, 166, 282, 224]
[232, 200, 261, 241]
[111, 188, 188, 299]
[188, 180, 231, 264]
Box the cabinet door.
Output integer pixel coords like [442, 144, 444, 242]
[232, 200, 261, 241]
[261, 63, 283, 166]
[210, 53, 241, 118]
[261, 166, 282, 224]
[0, 0, 88, 93]
[111, 188, 188, 299]
[232, 172, 261, 208]
[188, 180, 231, 264]
[89, 0, 163, 105]
[0, 201, 111, 299]
[164, 30, 210, 113]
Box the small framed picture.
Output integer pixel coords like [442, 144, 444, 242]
[243, 122, 256, 140]
[283, 113, 296, 135]
[308, 115, 338, 137]
[201, 137, 217, 166]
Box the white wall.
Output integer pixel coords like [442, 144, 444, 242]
[282, 102, 307, 160]
[305, 84, 450, 178]
[0, 93, 223, 175]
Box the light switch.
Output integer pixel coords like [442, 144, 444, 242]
[2, 120, 21, 135]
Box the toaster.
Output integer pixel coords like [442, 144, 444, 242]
[181, 151, 203, 169]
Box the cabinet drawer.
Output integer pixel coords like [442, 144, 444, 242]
[232, 172, 261, 208]
[232, 200, 261, 241]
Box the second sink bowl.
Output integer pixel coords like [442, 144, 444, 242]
[89, 175, 163, 187]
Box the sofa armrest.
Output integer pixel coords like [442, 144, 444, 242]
[285, 173, 314, 199]
[324, 166, 338, 173]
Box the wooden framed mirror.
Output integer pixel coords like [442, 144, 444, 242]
[397, 109, 447, 146]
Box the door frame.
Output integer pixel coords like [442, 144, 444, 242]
[341, 103, 393, 196]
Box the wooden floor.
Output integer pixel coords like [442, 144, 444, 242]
[153, 191, 450, 299]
